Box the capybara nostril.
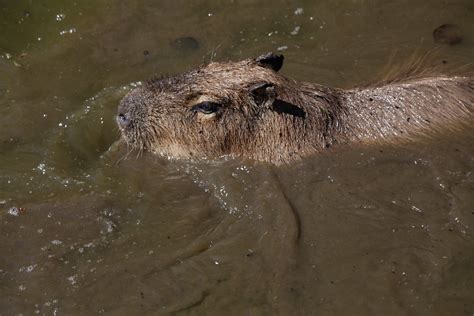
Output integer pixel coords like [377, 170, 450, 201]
[117, 113, 131, 129]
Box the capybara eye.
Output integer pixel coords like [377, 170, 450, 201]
[191, 102, 220, 115]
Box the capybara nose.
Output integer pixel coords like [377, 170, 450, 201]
[117, 112, 131, 129]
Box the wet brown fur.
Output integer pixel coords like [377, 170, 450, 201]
[117, 53, 473, 164]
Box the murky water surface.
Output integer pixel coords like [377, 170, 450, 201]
[1, 0, 473, 315]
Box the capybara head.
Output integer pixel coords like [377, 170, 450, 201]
[117, 53, 316, 162]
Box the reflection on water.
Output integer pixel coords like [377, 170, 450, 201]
[1, 0, 473, 315]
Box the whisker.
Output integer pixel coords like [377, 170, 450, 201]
[116, 152, 129, 165]
[209, 42, 222, 63]
[136, 146, 144, 159]
[116, 145, 134, 165]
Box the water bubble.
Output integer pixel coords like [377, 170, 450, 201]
[55, 13, 66, 21]
[290, 26, 301, 35]
[59, 28, 76, 36]
[36, 163, 47, 175]
[67, 275, 77, 285]
[102, 219, 116, 233]
[8, 207, 20, 216]
[19, 264, 37, 273]
[294, 8, 304, 15]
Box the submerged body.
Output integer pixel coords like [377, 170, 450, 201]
[117, 53, 473, 164]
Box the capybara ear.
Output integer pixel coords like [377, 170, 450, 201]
[250, 82, 276, 108]
[255, 53, 284, 72]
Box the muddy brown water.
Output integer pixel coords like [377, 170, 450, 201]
[1, 1, 473, 315]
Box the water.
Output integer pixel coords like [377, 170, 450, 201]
[1, 0, 473, 315]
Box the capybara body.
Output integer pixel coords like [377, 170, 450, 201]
[117, 53, 473, 164]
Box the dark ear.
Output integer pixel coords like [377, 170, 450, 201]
[250, 82, 276, 108]
[251, 82, 306, 118]
[255, 53, 284, 72]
